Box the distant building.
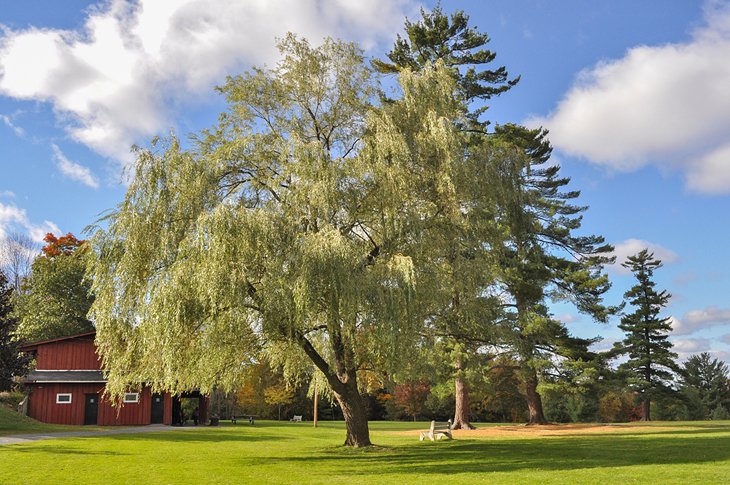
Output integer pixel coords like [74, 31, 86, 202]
[20, 331, 208, 426]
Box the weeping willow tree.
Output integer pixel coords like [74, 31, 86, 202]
[88, 35, 470, 447]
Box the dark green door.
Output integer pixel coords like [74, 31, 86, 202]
[151, 394, 164, 424]
[84, 394, 98, 425]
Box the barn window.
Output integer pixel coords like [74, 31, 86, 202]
[123, 392, 139, 403]
[56, 393, 72, 404]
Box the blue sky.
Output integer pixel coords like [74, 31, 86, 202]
[1, 0, 729, 362]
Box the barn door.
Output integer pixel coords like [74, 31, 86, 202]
[151, 394, 164, 424]
[84, 394, 99, 425]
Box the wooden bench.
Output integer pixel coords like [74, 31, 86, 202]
[290, 415, 302, 422]
[231, 415, 256, 425]
[419, 420, 453, 441]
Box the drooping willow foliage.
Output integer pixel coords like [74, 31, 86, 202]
[87, 35, 469, 436]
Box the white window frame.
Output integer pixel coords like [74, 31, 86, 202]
[123, 392, 139, 403]
[56, 393, 72, 404]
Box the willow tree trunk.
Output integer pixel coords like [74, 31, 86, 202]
[333, 376, 371, 447]
[452, 366, 475, 430]
[524, 370, 548, 425]
[298, 336, 372, 447]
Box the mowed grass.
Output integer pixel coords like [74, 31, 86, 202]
[1, 418, 730, 484]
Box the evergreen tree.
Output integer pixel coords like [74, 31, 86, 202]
[0, 269, 28, 390]
[679, 352, 730, 419]
[492, 124, 614, 424]
[377, 4, 517, 430]
[373, 4, 518, 130]
[613, 250, 678, 421]
[379, 7, 614, 426]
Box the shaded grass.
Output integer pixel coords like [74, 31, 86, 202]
[0, 405, 116, 435]
[0, 406, 119, 436]
[1, 420, 729, 484]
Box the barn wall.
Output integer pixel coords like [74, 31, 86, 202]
[164, 393, 173, 425]
[27, 383, 103, 425]
[27, 384, 171, 426]
[35, 339, 100, 370]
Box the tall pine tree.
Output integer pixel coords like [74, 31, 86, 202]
[373, 4, 518, 131]
[492, 124, 614, 424]
[613, 250, 677, 421]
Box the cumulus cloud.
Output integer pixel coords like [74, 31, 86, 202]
[0, 201, 60, 243]
[671, 306, 730, 335]
[0, 0, 416, 163]
[608, 238, 678, 274]
[529, 0, 730, 194]
[51, 144, 99, 188]
[671, 337, 712, 354]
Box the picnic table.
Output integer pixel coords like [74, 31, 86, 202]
[231, 415, 257, 425]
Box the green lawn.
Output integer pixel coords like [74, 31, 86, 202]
[1, 416, 729, 484]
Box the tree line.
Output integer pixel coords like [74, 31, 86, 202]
[1, 7, 728, 446]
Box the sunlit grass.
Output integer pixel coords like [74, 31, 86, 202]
[2, 417, 729, 484]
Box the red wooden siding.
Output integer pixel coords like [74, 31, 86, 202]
[27, 384, 173, 425]
[35, 339, 101, 370]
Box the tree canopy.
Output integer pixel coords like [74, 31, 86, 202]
[13, 232, 94, 342]
[88, 35, 478, 446]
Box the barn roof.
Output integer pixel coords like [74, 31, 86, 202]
[23, 370, 106, 383]
[19, 331, 96, 352]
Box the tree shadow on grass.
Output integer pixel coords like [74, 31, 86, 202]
[236, 433, 730, 477]
[8, 445, 128, 456]
[99, 429, 293, 444]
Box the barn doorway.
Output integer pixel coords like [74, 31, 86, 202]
[84, 394, 99, 425]
[150, 394, 164, 424]
[172, 391, 208, 425]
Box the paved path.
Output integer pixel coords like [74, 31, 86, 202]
[0, 424, 201, 446]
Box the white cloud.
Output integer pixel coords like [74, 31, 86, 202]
[558, 313, 577, 324]
[0, 114, 24, 136]
[51, 144, 99, 188]
[589, 337, 617, 353]
[609, 238, 678, 274]
[671, 306, 730, 335]
[529, 0, 730, 194]
[0, 190, 15, 198]
[0, 0, 417, 163]
[0, 201, 60, 243]
[686, 141, 730, 194]
[671, 337, 712, 355]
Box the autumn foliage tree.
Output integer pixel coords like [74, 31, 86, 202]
[264, 384, 297, 421]
[394, 382, 431, 421]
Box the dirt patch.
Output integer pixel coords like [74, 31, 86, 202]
[394, 423, 694, 438]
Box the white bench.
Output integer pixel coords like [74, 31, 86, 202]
[290, 415, 302, 422]
[419, 420, 453, 441]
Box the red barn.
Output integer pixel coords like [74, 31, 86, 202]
[20, 332, 208, 426]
